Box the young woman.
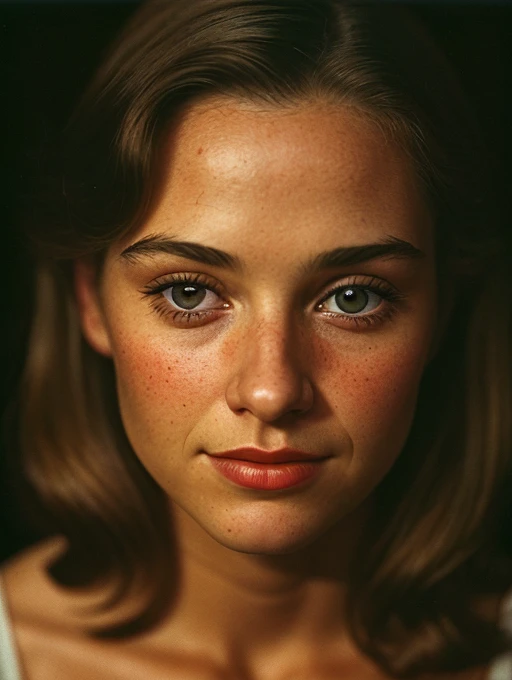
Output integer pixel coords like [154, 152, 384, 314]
[1, 1, 511, 678]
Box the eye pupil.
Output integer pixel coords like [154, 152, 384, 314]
[335, 287, 368, 314]
[171, 284, 207, 310]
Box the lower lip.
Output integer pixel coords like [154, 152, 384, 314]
[207, 457, 324, 490]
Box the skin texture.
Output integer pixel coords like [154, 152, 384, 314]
[2, 99, 494, 680]
[60, 98, 456, 677]
[78, 99, 437, 553]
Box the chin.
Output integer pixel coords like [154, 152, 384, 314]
[204, 510, 336, 556]
[219, 534, 315, 556]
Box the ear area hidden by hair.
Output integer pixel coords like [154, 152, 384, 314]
[74, 257, 113, 358]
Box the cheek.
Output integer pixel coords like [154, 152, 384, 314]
[319, 337, 428, 452]
[109, 330, 220, 443]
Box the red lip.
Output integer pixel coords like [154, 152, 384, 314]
[208, 447, 326, 464]
[205, 448, 329, 490]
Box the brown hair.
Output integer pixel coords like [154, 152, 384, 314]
[12, 0, 512, 675]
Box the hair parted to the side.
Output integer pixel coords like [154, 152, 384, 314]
[12, 0, 512, 674]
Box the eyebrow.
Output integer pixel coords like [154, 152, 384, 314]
[118, 233, 425, 271]
[305, 235, 425, 271]
[119, 234, 241, 269]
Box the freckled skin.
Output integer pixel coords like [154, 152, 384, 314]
[79, 98, 438, 557]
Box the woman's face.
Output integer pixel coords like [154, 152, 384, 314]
[77, 99, 438, 555]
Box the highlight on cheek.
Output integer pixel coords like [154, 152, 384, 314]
[139, 271, 410, 330]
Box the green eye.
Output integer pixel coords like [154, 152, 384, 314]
[322, 286, 381, 316]
[165, 284, 208, 310]
[334, 288, 369, 314]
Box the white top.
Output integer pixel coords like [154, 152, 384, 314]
[0, 575, 22, 680]
[0, 575, 511, 679]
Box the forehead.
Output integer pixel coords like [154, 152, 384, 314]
[116, 98, 432, 260]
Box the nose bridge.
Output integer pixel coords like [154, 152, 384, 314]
[252, 313, 295, 366]
[225, 308, 314, 421]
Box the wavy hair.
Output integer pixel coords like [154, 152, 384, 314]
[11, 0, 512, 675]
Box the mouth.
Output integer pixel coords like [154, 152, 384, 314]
[206, 448, 329, 490]
[208, 447, 327, 464]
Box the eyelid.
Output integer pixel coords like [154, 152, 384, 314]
[319, 286, 381, 314]
[313, 274, 408, 327]
[140, 271, 227, 298]
[142, 272, 396, 299]
[139, 272, 230, 325]
[315, 275, 399, 304]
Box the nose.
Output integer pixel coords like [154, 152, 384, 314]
[225, 316, 314, 423]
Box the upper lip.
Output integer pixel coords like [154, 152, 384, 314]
[207, 447, 327, 464]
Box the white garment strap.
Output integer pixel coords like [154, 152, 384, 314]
[0, 574, 22, 680]
[488, 590, 512, 680]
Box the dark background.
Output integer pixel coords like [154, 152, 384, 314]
[1, 1, 511, 564]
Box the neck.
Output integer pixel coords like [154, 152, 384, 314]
[151, 499, 373, 672]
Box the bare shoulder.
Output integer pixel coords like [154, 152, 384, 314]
[0, 537, 132, 680]
[2, 537, 69, 618]
[1, 537, 97, 679]
[0, 541, 503, 680]
[0, 538, 229, 680]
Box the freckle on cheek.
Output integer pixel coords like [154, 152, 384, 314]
[327, 349, 420, 414]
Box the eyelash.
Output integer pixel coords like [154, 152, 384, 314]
[140, 272, 406, 330]
[316, 276, 406, 329]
